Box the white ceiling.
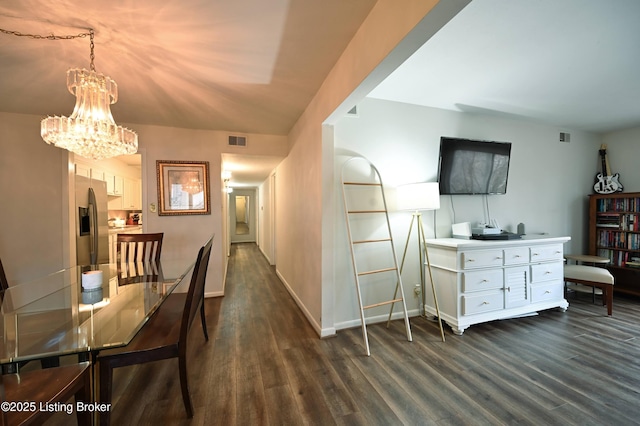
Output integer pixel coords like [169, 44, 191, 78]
[0, 0, 376, 186]
[2, 1, 639, 187]
[369, 0, 640, 134]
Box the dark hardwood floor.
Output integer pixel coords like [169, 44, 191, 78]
[47, 243, 640, 425]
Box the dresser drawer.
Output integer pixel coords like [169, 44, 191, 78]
[460, 250, 504, 269]
[462, 269, 504, 293]
[462, 291, 504, 315]
[531, 282, 563, 302]
[503, 247, 529, 265]
[530, 262, 563, 283]
[530, 244, 563, 262]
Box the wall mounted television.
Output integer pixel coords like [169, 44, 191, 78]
[438, 137, 512, 195]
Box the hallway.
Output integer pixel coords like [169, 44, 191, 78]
[47, 242, 640, 425]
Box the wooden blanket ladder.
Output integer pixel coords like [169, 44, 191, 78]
[341, 157, 412, 356]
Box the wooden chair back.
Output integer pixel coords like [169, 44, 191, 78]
[0, 362, 91, 426]
[179, 235, 213, 352]
[0, 257, 8, 292]
[116, 232, 164, 264]
[116, 233, 163, 285]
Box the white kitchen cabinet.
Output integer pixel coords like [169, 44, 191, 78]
[123, 178, 141, 210]
[75, 163, 91, 178]
[105, 172, 124, 196]
[424, 236, 570, 335]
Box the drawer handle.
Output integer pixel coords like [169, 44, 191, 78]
[544, 290, 551, 294]
[514, 255, 521, 258]
[482, 301, 490, 305]
[545, 271, 552, 275]
[532, 253, 539, 256]
[506, 287, 511, 292]
[467, 259, 475, 262]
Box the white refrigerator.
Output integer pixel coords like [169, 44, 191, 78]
[76, 175, 109, 265]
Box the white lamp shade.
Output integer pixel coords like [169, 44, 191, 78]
[397, 182, 441, 211]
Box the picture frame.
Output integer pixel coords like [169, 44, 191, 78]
[156, 160, 211, 216]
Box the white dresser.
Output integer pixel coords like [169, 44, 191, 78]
[424, 236, 570, 335]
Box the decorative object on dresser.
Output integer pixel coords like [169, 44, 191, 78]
[341, 157, 412, 356]
[396, 182, 446, 342]
[593, 144, 623, 194]
[423, 236, 570, 335]
[589, 192, 640, 296]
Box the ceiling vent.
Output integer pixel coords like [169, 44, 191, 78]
[228, 135, 247, 147]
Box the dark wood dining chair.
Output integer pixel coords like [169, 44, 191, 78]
[97, 235, 213, 425]
[116, 232, 164, 264]
[116, 233, 164, 286]
[0, 361, 92, 426]
[0, 257, 8, 294]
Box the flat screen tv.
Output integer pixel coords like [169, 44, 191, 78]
[438, 137, 512, 195]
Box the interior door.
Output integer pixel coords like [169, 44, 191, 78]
[231, 189, 256, 243]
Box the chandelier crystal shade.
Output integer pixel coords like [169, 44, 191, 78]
[41, 68, 138, 160]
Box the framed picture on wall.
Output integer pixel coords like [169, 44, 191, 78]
[156, 160, 211, 216]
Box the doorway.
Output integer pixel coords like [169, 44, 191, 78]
[230, 189, 256, 243]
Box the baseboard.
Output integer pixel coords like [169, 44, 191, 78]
[334, 308, 420, 331]
[275, 268, 325, 337]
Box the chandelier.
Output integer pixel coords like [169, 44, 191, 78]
[1, 27, 138, 160]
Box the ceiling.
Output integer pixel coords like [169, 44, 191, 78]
[0, 0, 376, 186]
[369, 0, 640, 134]
[2, 1, 639, 188]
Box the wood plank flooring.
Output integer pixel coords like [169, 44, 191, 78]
[47, 243, 640, 425]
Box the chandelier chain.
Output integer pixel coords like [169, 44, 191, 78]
[0, 27, 95, 69]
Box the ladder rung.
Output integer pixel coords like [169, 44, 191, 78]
[353, 238, 391, 244]
[343, 182, 382, 186]
[358, 267, 397, 276]
[364, 298, 404, 309]
[348, 210, 386, 214]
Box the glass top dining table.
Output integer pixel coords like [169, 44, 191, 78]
[0, 259, 195, 365]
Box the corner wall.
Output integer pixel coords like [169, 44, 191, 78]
[603, 126, 640, 192]
[276, 0, 471, 336]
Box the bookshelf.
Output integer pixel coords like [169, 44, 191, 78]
[589, 192, 640, 296]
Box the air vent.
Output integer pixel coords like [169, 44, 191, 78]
[559, 132, 570, 143]
[228, 135, 247, 147]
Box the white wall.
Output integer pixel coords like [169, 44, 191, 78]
[603, 126, 640, 192]
[276, 0, 470, 337]
[0, 112, 68, 283]
[258, 172, 276, 264]
[331, 97, 602, 329]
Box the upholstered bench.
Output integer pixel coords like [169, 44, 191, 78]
[564, 265, 614, 315]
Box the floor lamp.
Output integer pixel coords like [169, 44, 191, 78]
[395, 182, 445, 342]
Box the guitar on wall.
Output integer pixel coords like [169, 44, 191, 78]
[594, 144, 623, 194]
